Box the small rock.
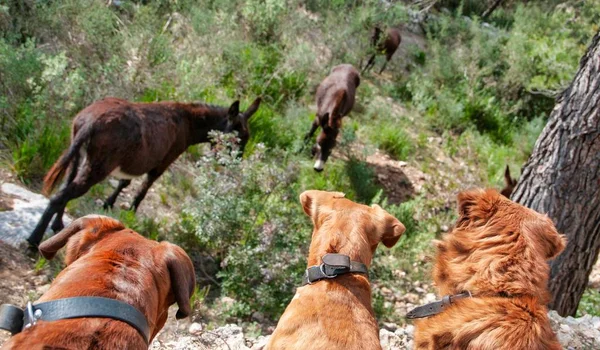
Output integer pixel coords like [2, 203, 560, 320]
[188, 322, 203, 335]
[405, 293, 419, 304]
[382, 322, 398, 332]
[119, 202, 130, 210]
[251, 311, 265, 323]
[381, 287, 393, 296]
[220, 296, 235, 306]
[108, 179, 119, 188]
[33, 274, 49, 286]
[36, 284, 50, 295]
[424, 293, 437, 303]
[95, 199, 104, 207]
[250, 335, 270, 350]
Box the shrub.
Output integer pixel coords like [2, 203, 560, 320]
[181, 134, 309, 318]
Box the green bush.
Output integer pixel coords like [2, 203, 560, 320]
[181, 134, 309, 318]
[577, 288, 600, 317]
[373, 124, 414, 160]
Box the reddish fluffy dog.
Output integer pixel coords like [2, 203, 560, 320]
[414, 189, 565, 350]
[267, 190, 406, 350]
[3, 215, 195, 350]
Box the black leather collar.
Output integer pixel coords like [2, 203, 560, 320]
[406, 291, 472, 319]
[302, 253, 369, 286]
[0, 297, 150, 344]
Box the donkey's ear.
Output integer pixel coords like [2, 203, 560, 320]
[243, 97, 262, 120]
[39, 215, 124, 263]
[227, 100, 240, 122]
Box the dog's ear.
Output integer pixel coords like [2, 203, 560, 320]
[522, 217, 566, 259]
[159, 242, 196, 319]
[457, 189, 498, 226]
[299, 190, 345, 224]
[372, 204, 406, 248]
[39, 215, 124, 262]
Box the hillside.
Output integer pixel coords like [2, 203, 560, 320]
[0, 0, 599, 347]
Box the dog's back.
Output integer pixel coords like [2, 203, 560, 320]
[4, 232, 157, 350]
[4, 216, 195, 349]
[268, 276, 380, 350]
[415, 296, 561, 350]
[316, 64, 360, 119]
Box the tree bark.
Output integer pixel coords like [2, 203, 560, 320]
[482, 0, 505, 20]
[511, 31, 600, 316]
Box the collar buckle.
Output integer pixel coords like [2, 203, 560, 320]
[23, 302, 41, 329]
[319, 263, 339, 278]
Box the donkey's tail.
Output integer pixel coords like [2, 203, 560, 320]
[43, 125, 91, 196]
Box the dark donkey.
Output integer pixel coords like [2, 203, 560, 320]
[304, 64, 360, 172]
[362, 26, 401, 74]
[28, 97, 261, 247]
[500, 165, 518, 198]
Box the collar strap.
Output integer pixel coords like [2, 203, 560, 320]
[0, 297, 150, 344]
[406, 291, 472, 319]
[301, 253, 368, 286]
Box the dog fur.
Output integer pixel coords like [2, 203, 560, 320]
[414, 189, 565, 350]
[267, 190, 406, 350]
[3, 215, 195, 350]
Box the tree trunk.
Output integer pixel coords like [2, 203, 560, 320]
[511, 31, 600, 316]
[482, 0, 505, 20]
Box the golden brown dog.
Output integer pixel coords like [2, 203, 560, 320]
[3, 215, 195, 350]
[413, 189, 565, 350]
[267, 190, 406, 350]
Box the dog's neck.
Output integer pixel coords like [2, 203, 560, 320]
[306, 233, 373, 269]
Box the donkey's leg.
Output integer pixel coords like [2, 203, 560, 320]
[363, 55, 376, 72]
[29, 200, 62, 248]
[50, 153, 81, 233]
[103, 179, 131, 210]
[29, 161, 111, 247]
[29, 179, 97, 247]
[303, 119, 319, 144]
[129, 169, 163, 212]
[379, 60, 389, 74]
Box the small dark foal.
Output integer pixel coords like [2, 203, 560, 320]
[363, 26, 401, 74]
[304, 64, 360, 172]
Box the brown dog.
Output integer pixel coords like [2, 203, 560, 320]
[267, 190, 406, 350]
[413, 189, 565, 350]
[304, 64, 360, 172]
[3, 215, 195, 350]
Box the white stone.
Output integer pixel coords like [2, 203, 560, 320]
[188, 322, 203, 335]
[0, 183, 72, 247]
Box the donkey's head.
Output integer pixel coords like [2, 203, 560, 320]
[224, 97, 262, 152]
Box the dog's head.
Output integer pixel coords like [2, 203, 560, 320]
[433, 189, 565, 299]
[299, 190, 405, 266]
[39, 215, 196, 321]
